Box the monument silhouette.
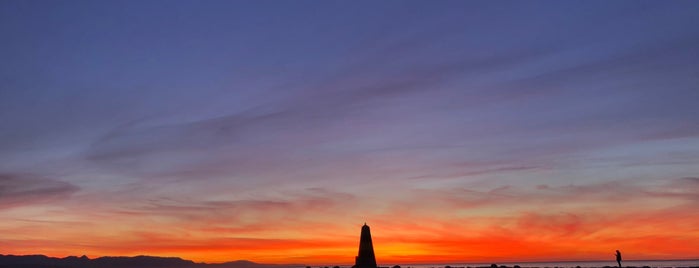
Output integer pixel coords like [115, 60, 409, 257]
[354, 223, 377, 268]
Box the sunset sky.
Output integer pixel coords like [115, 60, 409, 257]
[1, 0, 699, 265]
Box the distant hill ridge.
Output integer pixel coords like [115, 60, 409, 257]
[0, 254, 297, 268]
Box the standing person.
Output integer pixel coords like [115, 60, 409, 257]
[615, 250, 622, 268]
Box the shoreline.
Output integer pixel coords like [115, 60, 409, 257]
[304, 260, 699, 268]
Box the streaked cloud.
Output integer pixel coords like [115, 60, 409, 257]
[0, 174, 79, 209]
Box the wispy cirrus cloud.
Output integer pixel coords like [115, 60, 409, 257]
[0, 174, 79, 209]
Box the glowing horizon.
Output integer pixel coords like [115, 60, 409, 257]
[3, 180, 698, 264]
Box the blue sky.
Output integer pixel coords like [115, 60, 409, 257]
[1, 0, 698, 263]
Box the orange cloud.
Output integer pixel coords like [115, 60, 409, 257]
[2, 179, 698, 264]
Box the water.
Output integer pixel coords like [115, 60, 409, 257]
[396, 260, 699, 268]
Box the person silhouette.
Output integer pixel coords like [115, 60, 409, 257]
[615, 250, 622, 268]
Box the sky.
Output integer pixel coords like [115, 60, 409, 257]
[1, 0, 699, 265]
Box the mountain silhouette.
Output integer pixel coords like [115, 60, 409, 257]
[0, 254, 297, 268]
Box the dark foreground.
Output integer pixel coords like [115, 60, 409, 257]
[2, 255, 698, 268]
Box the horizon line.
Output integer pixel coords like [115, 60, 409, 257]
[3, 253, 698, 266]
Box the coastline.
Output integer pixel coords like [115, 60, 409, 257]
[303, 260, 699, 268]
[373, 260, 699, 268]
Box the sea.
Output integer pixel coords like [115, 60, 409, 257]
[395, 260, 699, 268]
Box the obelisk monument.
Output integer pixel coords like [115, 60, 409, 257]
[354, 223, 377, 268]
